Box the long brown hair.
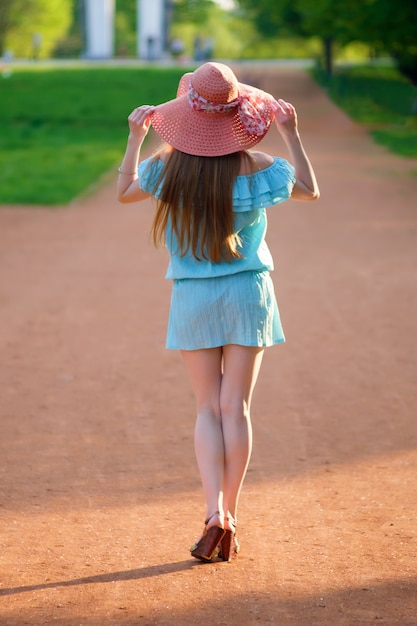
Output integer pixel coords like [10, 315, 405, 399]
[150, 149, 254, 263]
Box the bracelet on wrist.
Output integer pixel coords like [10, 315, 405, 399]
[118, 166, 137, 175]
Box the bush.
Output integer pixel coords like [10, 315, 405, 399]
[312, 64, 417, 158]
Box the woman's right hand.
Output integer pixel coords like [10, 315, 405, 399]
[128, 105, 155, 141]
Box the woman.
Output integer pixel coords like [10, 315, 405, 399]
[117, 62, 319, 562]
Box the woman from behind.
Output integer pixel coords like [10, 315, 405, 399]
[117, 62, 319, 562]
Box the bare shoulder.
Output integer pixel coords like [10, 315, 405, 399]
[239, 150, 274, 175]
[250, 151, 275, 168]
[156, 146, 173, 163]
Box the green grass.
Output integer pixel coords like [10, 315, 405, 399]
[0, 66, 191, 205]
[312, 64, 417, 159]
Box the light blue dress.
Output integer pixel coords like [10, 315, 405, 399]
[138, 156, 296, 350]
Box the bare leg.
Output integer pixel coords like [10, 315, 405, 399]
[220, 345, 264, 527]
[181, 347, 224, 528]
[181, 345, 264, 532]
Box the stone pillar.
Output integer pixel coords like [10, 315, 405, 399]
[137, 0, 165, 60]
[85, 0, 115, 58]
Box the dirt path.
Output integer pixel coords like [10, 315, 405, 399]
[1, 65, 417, 625]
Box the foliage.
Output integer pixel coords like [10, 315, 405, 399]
[54, 0, 85, 58]
[237, 0, 348, 73]
[240, 0, 304, 39]
[170, 0, 315, 60]
[237, 0, 417, 83]
[0, 66, 190, 205]
[172, 0, 215, 25]
[0, 0, 72, 59]
[170, 0, 240, 59]
[313, 64, 417, 157]
[313, 64, 417, 120]
[241, 36, 321, 61]
[0, 0, 14, 54]
[171, 1, 250, 60]
[114, 0, 137, 57]
[357, 0, 417, 85]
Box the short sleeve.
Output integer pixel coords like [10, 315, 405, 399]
[138, 157, 164, 197]
[233, 157, 296, 212]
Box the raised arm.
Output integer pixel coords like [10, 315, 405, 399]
[117, 105, 155, 204]
[271, 99, 320, 201]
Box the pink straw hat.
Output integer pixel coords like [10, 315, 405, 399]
[150, 62, 275, 157]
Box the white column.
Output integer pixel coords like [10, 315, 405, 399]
[137, 0, 165, 60]
[85, 0, 115, 58]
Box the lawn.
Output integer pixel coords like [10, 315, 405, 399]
[0, 66, 191, 205]
[312, 64, 417, 159]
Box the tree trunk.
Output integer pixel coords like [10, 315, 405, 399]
[323, 36, 333, 76]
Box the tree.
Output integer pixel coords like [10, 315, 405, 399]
[295, 0, 340, 75]
[0, 0, 20, 55]
[237, 0, 303, 39]
[357, 0, 417, 85]
[238, 0, 339, 74]
[1, 0, 72, 59]
[237, 0, 417, 84]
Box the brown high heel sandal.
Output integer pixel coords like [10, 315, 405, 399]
[190, 511, 225, 562]
[219, 515, 240, 562]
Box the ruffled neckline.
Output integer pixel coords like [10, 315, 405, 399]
[139, 156, 295, 212]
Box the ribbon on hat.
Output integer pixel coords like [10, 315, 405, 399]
[188, 84, 271, 137]
[238, 93, 272, 137]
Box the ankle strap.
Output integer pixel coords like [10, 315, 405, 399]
[204, 511, 220, 525]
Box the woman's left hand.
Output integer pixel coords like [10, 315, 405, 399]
[271, 99, 298, 137]
[128, 105, 155, 140]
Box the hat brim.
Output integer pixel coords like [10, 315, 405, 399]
[150, 76, 275, 157]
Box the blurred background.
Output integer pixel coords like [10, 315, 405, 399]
[0, 0, 416, 78]
[0, 0, 416, 206]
